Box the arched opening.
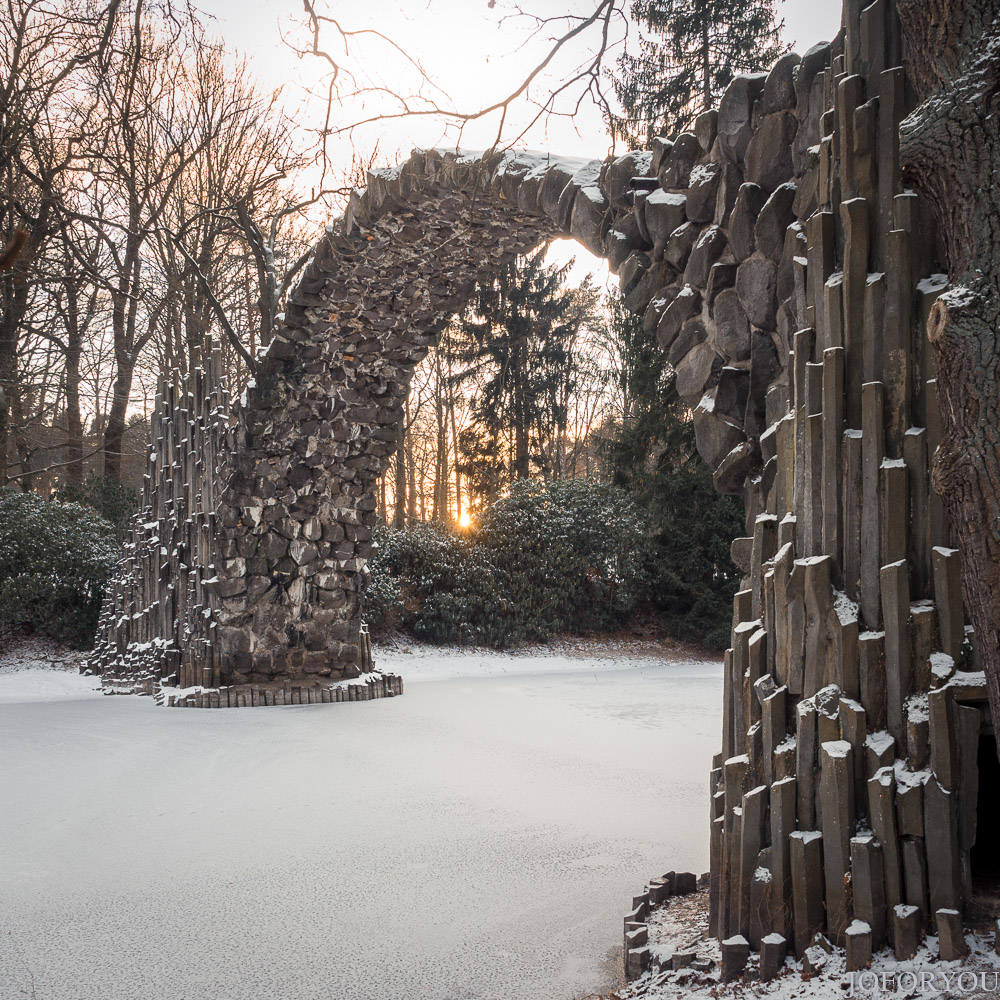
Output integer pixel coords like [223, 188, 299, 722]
[971, 727, 1000, 918]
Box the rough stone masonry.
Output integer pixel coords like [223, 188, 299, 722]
[92, 0, 991, 971]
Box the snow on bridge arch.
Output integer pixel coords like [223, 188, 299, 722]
[92, 70, 818, 702]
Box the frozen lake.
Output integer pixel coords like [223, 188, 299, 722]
[0, 647, 722, 1000]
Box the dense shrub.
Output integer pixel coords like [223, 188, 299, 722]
[0, 489, 119, 646]
[53, 473, 138, 540]
[366, 479, 648, 647]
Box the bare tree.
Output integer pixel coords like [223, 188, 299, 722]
[0, 0, 123, 486]
[292, 1, 628, 156]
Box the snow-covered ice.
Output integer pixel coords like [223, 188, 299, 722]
[0, 644, 722, 1000]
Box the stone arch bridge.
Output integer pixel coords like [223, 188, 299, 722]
[93, 124, 786, 700]
[93, 3, 996, 974]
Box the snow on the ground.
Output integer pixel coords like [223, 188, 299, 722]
[609, 889, 1000, 1000]
[374, 634, 715, 682]
[0, 635, 723, 1000]
[0, 635, 102, 702]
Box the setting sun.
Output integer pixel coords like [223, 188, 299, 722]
[458, 511, 472, 528]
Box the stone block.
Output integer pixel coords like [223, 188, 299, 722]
[819, 740, 856, 945]
[686, 162, 722, 223]
[860, 382, 884, 630]
[956, 705, 981, 851]
[801, 944, 828, 977]
[896, 777, 924, 837]
[739, 785, 768, 937]
[868, 767, 903, 912]
[749, 849, 774, 949]
[759, 932, 787, 981]
[932, 547, 964, 662]
[906, 704, 930, 772]
[625, 924, 648, 949]
[675, 871, 698, 894]
[684, 224, 727, 286]
[790, 830, 825, 956]
[644, 189, 688, 256]
[880, 560, 912, 743]
[745, 112, 797, 192]
[664, 221, 700, 270]
[736, 256, 777, 330]
[648, 879, 670, 905]
[755, 184, 797, 262]
[851, 835, 887, 950]
[928, 688, 957, 789]
[924, 778, 962, 917]
[718, 74, 767, 165]
[892, 904, 921, 960]
[763, 685, 788, 786]
[770, 775, 796, 940]
[840, 699, 868, 816]
[625, 946, 650, 979]
[845, 919, 873, 971]
[730, 182, 768, 261]
[859, 632, 887, 731]
[721, 935, 750, 982]
[902, 836, 929, 922]
[797, 700, 819, 828]
[935, 908, 969, 960]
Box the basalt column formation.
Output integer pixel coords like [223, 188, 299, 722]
[92, 32, 991, 983]
[698, 5, 994, 981]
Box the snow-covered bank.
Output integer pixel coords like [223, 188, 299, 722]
[0, 636, 101, 703]
[0, 640, 722, 1000]
[374, 634, 716, 683]
[609, 887, 1000, 1000]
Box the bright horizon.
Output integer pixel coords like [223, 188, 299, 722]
[195, 0, 844, 169]
[190, 0, 843, 286]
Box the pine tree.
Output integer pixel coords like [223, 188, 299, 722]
[453, 246, 599, 506]
[600, 291, 743, 646]
[610, 0, 788, 149]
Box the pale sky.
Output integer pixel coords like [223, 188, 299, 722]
[194, 0, 843, 281]
[197, 0, 843, 163]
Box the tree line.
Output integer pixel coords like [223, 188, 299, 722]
[0, 0, 787, 647]
[1, 0, 352, 496]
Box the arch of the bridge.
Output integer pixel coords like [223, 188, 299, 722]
[206, 140, 775, 686]
[96, 63, 817, 692]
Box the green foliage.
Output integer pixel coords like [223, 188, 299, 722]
[455, 245, 601, 504]
[53, 472, 138, 540]
[366, 479, 648, 647]
[609, 0, 787, 147]
[0, 488, 119, 645]
[600, 292, 743, 648]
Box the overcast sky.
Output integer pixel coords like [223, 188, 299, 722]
[195, 0, 844, 163]
[192, 0, 843, 281]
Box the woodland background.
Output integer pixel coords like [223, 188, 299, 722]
[0, 0, 791, 649]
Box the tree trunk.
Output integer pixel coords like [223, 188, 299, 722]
[701, 20, 711, 110]
[64, 340, 84, 486]
[431, 351, 448, 521]
[0, 321, 14, 487]
[103, 358, 134, 484]
[393, 425, 407, 528]
[512, 338, 530, 481]
[898, 0, 1000, 757]
[446, 341, 463, 520]
[0, 216, 43, 487]
[405, 397, 417, 521]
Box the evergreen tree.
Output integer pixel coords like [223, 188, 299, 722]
[600, 291, 743, 647]
[610, 0, 788, 148]
[454, 246, 600, 506]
